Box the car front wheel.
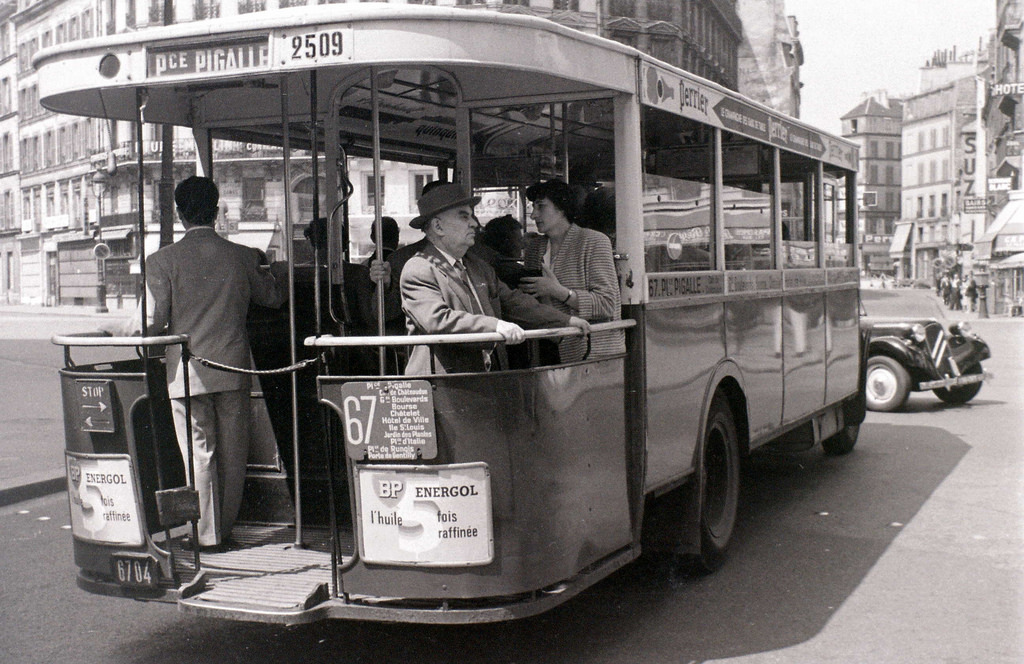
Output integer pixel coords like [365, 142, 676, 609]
[866, 355, 911, 412]
[933, 363, 984, 405]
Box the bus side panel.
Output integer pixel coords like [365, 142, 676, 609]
[725, 296, 784, 440]
[825, 287, 861, 404]
[340, 359, 632, 600]
[781, 293, 827, 422]
[643, 303, 723, 492]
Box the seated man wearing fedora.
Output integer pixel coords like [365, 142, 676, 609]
[400, 183, 590, 374]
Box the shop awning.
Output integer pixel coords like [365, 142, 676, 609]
[889, 222, 913, 255]
[992, 252, 1024, 270]
[976, 190, 1024, 260]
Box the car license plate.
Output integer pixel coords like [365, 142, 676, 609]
[921, 373, 986, 390]
[112, 554, 158, 588]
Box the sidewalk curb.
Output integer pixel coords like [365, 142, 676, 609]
[0, 476, 66, 508]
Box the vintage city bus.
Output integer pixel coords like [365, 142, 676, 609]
[44, 5, 864, 624]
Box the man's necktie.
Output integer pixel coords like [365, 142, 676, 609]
[454, 260, 493, 370]
[455, 260, 485, 314]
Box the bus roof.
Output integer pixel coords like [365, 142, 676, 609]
[34, 5, 856, 169]
[34, 6, 635, 123]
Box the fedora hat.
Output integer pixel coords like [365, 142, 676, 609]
[410, 183, 481, 230]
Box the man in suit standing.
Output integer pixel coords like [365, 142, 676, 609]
[145, 176, 286, 549]
[400, 183, 589, 374]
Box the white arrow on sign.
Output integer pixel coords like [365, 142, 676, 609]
[85, 416, 93, 427]
[82, 402, 108, 412]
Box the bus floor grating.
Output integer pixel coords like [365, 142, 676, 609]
[170, 524, 353, 591]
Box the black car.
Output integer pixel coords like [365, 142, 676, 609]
[861, 317, 992, 412]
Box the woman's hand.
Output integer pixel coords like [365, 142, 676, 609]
[520, 265, 565, 300]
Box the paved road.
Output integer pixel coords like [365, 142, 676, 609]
[1, 292, 1020, 663]
[0, 307, 133, 503]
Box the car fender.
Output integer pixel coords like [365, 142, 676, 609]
[868, 336, 919, 366]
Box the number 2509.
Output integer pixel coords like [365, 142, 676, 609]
[290, 31, 344, 60]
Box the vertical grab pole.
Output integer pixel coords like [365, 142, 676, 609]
[136, 88, 175, 551]
[181, 344, 201, 570]
[310, 71, 341, 595]
[310, 71, 323, 337]
[370, 69, 386, 374]
[281, 77, 304, 547]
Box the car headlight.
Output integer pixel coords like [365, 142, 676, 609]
[950, 322, 971, 336]
[910, 324, 927, 343]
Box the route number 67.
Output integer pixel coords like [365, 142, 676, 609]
[342, 393, 377, 448]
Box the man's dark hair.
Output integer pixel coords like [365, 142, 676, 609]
[482, 215, 523, 258]
[174, 176, 220, 226]
[370, 216, 400, 250]
[525, 179, 580, 224]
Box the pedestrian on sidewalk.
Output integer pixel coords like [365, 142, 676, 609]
[967, 274, 978, 313]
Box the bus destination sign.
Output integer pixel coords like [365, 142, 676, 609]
[338, 380, 437, 461]
[641, 63, 858, 171]
[147, 37, 270, 78]
[356, 463, 493, 566]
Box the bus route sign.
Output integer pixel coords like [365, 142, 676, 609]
[339, 380, 437, 461]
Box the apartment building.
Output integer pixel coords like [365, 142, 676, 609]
[0, 3, 17, 303]
[898, 50, 981, 284]
[841, 91, 903, 276]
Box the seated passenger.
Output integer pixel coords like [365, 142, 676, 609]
[520, 178, 625, 363]
[399, 183, 590, 374]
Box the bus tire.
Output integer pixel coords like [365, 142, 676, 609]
[693, 393, 741, 573]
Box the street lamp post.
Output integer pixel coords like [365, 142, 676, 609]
[92, 170, 111, 313]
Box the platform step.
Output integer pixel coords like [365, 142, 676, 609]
[188, 569, 332, 611]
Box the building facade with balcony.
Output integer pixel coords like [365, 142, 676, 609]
[841, 91, 903, 277]
[13, 0, 104, 305]
[898, 51, 982, 285]
[978, 0, 1024, 314]
[0, 2, 19, 303]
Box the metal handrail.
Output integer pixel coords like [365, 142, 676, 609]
[304, 319, 635, 348]
[52, 333, 191, 347]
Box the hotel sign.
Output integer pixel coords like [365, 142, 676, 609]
[990, 82, 1024, 96]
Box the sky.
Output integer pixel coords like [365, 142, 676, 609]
[784, 0, 997, 135]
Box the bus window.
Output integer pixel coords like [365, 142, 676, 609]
[471, 98, 616, 220]
[780, 151, 819, 268]
[722, 132, 773, 270]
[824, 168, 853, 267]
[642, 108, 713, 272]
